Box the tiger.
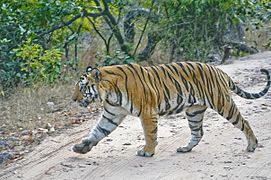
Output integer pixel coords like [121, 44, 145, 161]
[72, 62, 270, 157]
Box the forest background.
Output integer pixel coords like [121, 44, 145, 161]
[0, 0, 270, 165]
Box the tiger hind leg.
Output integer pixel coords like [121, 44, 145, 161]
[217, 97, 258, 152]
[177, 105, 207, 153]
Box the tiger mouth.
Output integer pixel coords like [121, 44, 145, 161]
[78, 98, 93, 107]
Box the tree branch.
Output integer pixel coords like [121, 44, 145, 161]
[133, 0, 156, 57]
[38, 9, 105, 37]
[124, 8, 159, 44]
[94, 0, 128, 54]
[86, 16, 111, 54]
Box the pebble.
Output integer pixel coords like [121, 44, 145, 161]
[0, 140, 9, 148]
[21, 130, 31, 136]
[60, 162, 75, 168]
[123, 142, 131, 145]
[47, 101, 55, 107]
[0, 152, 12, 164]
[38, 128, 48, 133]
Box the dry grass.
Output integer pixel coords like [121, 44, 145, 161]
[0, 76, 102, 165]
[0, 81, 78, 133]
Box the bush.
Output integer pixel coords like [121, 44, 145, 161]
[14, 39, 63, 85]
[96, 51, 134, 66]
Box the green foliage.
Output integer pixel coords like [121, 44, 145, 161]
[0, 0, 79, 92]
[96, 51, 134, 66]
[151, 0, 270, 60]
[0, 0, 270, 94]
[14, 39, 62, 85]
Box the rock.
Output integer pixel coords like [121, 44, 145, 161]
[49, 127, 55, 132]
[0, 140, 9, 149]
[47, 101, 55, 108]
[0, 129, 4, 135]
[38, 128, 48, 133]
[21, 130, 31, 136]
[0, 152, 12, 164]
[45, 123, 55, 132]
[60, 162, 75, 168]
[45, 123, 52, 130]
[123, 142, 131, 146]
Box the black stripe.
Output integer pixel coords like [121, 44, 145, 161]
[176, 104, 184, 114]
[189, 124, 202, 132]
[184, 63, 194, 75]
[140, 66, 146, 81]
[186, 62, 196, 73]
[188, 118, 203, 123]
[232, 113, 241, 125]
[117, 66, 129, 102]
[158, 103, 161, 112]
[147, 72, 160, 102]
[105, 99, 119, 106]
[159, 111, 167, 116]
[126, 65, 137, 81]
[163, 91, 171, 111]
[226, 103, 235, 120]
[171, 64, 181, 75]
[176, 62, 189, 77]
[104, 107, 116, 116]
[186, 108, 206, 117]
[151, 127, 158, 134]
[167, 96, 184, 115]
[196, 63, 205, 82]
[138, 102, 142, 117]
[244, 91, 253, 99]
[130, 104, 134, 114]
[241, 120, 245, 131]
[205, 65, 216, 106]
[159, 65, 168, 78]
[128, 64, 148, 100]
[102, 115, 118, 126]
[163, 65, 178, 86]
[97, 125, 111, 136]
[252, 93, 260, 99]
[150, 66, 163, 86]
[181, 76, 190, 91]
[165, 64, 176, 75]
[162, 81, 171, 99]
[104, 70, 118, 75]
[115, 85, 122, 106]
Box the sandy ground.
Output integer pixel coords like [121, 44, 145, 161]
[1, 52, 271, 180]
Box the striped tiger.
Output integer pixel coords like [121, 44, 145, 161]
[72, 62, 270, 157]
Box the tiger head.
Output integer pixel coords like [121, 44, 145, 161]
[72, 66, 101, 107]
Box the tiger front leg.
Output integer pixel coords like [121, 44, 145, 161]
[137, 115, 158, 157]
[73, 109, 126, 154]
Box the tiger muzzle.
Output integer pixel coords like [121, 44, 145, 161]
[78, 99, 91, 107]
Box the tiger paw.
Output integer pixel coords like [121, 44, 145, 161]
[246, 143, 257, 152]
[72, 143, 91, 154]
[72, 138, 96, 154]
[176, 146, 192, 153]
[136, 149, 154, 157]
[246, 138, 258, 152]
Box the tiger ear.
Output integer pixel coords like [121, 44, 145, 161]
[91, 68, 101, 82]
[86, 66, 93, 73]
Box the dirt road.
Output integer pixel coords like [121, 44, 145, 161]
[1, 52, 271, 180]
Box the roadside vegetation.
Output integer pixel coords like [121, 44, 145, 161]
[0, 0, 270, 165]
